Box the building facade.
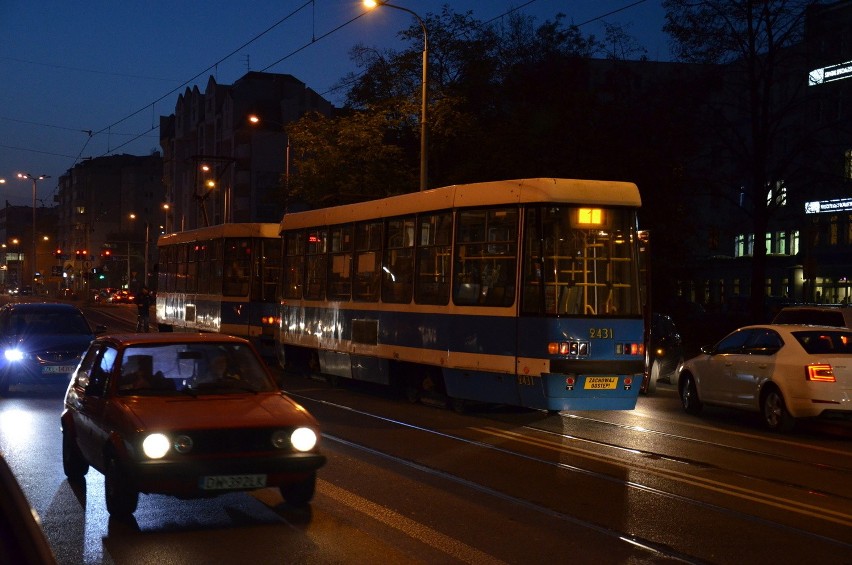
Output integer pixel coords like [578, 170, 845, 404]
[55, 154, 163, 294]
[159, 71, 333, 233]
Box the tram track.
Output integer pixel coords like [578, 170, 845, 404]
[288, 389, 852, 556]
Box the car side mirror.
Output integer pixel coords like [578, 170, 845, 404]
[700, 344, 714, 355]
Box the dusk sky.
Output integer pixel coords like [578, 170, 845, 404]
[0, 0, 667, 208]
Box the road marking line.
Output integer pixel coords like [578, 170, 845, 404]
[319, 479, 507, 565]
[473, 426, 852, 528]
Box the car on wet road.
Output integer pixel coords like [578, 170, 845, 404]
[60, 332, 326, 517]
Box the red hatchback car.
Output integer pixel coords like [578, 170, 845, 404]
[60, 333, 326, 517]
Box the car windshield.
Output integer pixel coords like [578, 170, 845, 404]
[792, 330, 852, 354]
[10, 310, 91, 335]
[117, 342, 276, 396]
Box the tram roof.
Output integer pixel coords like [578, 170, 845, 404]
[279, 178, 641, 232]
[158, 222, 280, 246]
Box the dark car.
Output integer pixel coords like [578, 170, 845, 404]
[0, 454, 56, 564]
[642, 313, 684, 393]
[0, 302, 105, 396]
[110, 290, 135, 304]
[60, 333, 326, 517]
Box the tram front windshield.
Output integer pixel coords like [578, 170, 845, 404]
[522, 206, 641, 317]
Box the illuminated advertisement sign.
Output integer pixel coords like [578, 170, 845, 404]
[809, 60, 852, 86]
[805, 198, 852, 214]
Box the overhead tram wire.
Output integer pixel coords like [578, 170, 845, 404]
[85, 0, 648, 160]
[83, 0, 314, 160]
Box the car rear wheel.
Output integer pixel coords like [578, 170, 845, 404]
[280, 472, 316, 507]
[680, 374, 702, 414]
[62, 431, 89, 480]
[762, 387, 796, 432]
[104, 457, 138, 516]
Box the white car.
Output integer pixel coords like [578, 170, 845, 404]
[677, 324, 852, 432]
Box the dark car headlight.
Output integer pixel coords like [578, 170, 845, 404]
[3, 348, 24, 362]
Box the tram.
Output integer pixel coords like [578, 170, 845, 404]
[155, 223, 281, 356]
[276, 178, 646, 412]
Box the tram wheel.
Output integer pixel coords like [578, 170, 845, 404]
[449, 397, 466, 414]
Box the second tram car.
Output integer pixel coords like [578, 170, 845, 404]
[277, 178, 646, 412]
[156, 223, 281, 356]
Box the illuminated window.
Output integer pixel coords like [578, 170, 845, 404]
[791, 230, 800, 255]
[775, 231, 787, 255]
[767, 181, 787, 207]
[735, 234, 746, 257]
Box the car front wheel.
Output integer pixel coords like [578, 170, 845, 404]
[280, 473, 316, 507]
[680, 373, 702, 415]
[62, 431, 89, 480]
[104, 457, 139, 517]
[762, 387, 796, 432]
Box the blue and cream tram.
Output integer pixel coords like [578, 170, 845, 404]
[155, 223, 281, 356]
[277, 178, 646, 412]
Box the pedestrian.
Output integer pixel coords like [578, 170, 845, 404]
[135, 286, 154, 332]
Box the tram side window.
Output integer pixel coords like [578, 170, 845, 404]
[415, 212, 451, 305]
[521, 208, 544, 315]
[382, 216, 414, 304]
[453, 208, 517, 306]
[327, 225, 353, 301]
[159, 244, 172, 292]
[354, 221, 382, 302]
[186, 242, 198, 293]
[210, 239, 224, 295]
[305, 229, 328, 300]
[223, 238, 251, 297]
[176, 244, 187, 293]
[283, 231, 304, 300]
[259, 238, 282, 303]
[196, 241, 210, 294]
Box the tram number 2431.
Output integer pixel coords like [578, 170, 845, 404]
[589, 328, 615, 339]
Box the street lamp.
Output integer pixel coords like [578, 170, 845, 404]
[363, 0, 429, 192]
[16, 173, 51, 289]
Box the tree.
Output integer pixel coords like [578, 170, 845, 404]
[663, 0, 815, 320]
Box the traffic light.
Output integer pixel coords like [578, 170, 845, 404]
[102, 248, 112, 258]
[55, 248, 62, 259]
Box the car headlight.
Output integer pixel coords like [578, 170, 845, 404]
[142, 433, 171, 459]
[4, 348, 24, 362]
[289, 427, 318, 452]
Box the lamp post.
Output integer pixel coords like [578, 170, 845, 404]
[16, 173, 51, 289]
[363, 0, 428, 192]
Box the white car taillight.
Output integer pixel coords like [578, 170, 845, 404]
[806, 363, 836, 382]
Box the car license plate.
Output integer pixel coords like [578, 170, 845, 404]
[199, 474, 267, 490]
[584, 376, 618, 390]
[42, 366, 75, 374]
